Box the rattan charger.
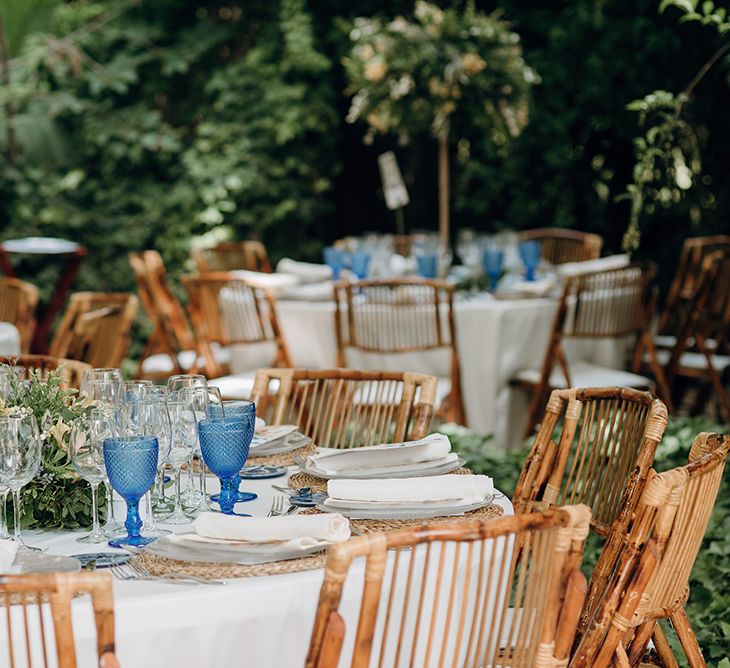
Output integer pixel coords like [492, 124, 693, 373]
[247, 442, 317, 468]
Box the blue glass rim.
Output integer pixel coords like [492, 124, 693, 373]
[103, 435, 158, 450]
[198, 416, 253, 430]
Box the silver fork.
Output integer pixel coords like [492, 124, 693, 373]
[268, 496, 285, 516]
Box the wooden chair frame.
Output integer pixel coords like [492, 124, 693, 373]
[0, 571, 119, 668]
[192, 241, 272, 274]
[0, 277, 39, 353]
[182, 273, 292, 378]
[129, 250, 199, 379]
[517, 228, 603, 265]
[657, 234, 730, 336]
[249, 368, 437, 448]
[306, 505, 592, 668]
[572, 432, 729, 668]
[333, 278, 465, 424]
[517, 264, 672, 437]
[49, 292, 138, 369]
[0, 354, 91, 390]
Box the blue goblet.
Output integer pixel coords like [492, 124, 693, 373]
[518, 240, 541, 281]
[206, 401, 257, 503]
[198, 416, 254, 515]
[483, 249, 505, 292]
[323, 246, 348, 280]
[416, 253, 438, 279]
[350, 252, 371, 279]
[103, 436, 159, 548]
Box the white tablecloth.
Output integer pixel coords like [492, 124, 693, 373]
[227, 296, 626, 449]
[0, 322, 21, 356]
[11, 473, 513, 668]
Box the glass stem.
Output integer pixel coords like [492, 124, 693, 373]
[175, 466, 183, 511]
[126, 498, 141, 538]
[90, 482, 101, 538]
[105, 481, 116, 522]
[12, 489, 24, 545]
[0, 490, 8, 540]
[145, 491, 158, 531]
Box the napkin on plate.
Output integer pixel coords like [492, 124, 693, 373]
[557, 254, 630, 278]
[230, 270, 300, 292]
[276, 258, 332, 284]
[251, 424, 298, 449]
[0, 539, 18, 573]
[306, 433, 456, 475]
[325, 474, 493, 509]
[170, 512, 351, 554]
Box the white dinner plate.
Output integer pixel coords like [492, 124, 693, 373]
[315, 497, 494, 520]
[294, 455, 466, 480]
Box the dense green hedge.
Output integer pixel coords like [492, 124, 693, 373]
[450, 415, 730, 666]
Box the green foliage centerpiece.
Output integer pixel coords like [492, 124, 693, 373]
[344, 1, 536, 245]
[1, 367, 104, 530]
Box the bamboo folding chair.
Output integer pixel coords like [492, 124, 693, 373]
[49, 292, 138, 369]
[305, 505, 591, 668]
[0, 277, 39, 353]
[183, 273, 292, 381]
[0, 572, 119, 668]
[512, 387, 667, 616]
[661, 249, 730, 422]
[517, 228, 603, 265]
[192, 241, 272, 274]
[656, 234, 730, 340]
[334, 279, 465, 425]
[128, 250, 205, 379]
[512, 264, 672, 437]
[572, 432, 729, 668]
[0, 354, 90, 389]
[250, 369, 437, 448]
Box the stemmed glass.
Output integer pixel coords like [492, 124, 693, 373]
[103, 436, 159, 548]
[0, 481, 9, 539]
[323, 246, 348, 280]
[483, 237, 505, 292]
[164, 399, 199, 524]
[80, 368, 123, 397]
[198, 416, 254, 515]
[122, 397, 172, 537]
[518, 240, 541, 282]
[70, 408, 116, 544]
[206, 400, 257, 503]
[0, 413, 41, 551]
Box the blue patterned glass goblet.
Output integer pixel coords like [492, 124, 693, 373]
[198, 416, 254, 515]
[483, 248, 505, 292]
[350, 252, 371, 279]
[323, 246, 348, 280]
[206, 401, 257, 503]
[103, 436, 159, 548]
[518, 240, 541, 281]
[416, 253, 438, 279]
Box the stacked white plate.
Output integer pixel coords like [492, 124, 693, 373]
[250, 425, 311, 457]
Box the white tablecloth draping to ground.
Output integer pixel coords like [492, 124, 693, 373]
[0, 322, 21, 356]
[226, 296, 628, 449]
[9, 473, 513, 668]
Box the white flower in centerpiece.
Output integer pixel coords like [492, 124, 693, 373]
[49, 420, 71, 452]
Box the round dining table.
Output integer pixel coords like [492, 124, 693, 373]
[10, 471, 513, 667]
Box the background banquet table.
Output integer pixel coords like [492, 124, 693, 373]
[226, 295, 627, 449]
[12, 473, 513, 667]
[0, 322, 21, 356]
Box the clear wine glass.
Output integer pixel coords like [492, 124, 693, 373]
[70, 408, 116, 543]
[0, 413, 41, 551]
[0, 481, 9, 540]
[80, 368, 123, 397]
[163, 399, 198, 525]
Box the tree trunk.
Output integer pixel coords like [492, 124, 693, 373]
[438, 131, 449, 249]
[0, 16, 18, 163]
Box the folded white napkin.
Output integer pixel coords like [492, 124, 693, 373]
[230, 270, 300, 292]
[325, 474, 493, 509]
[251, 424, 297, 449]
[188, 512, 350, 549]
[499, 277, 557, 297]
[276, 258, 332, 284]
[558, 254, 630, 277]
[280, 282, 334, 302]
[307, 433, 452, 475]
[0, 539, 18, 573]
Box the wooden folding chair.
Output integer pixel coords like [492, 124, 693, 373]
[656, 234, 730, 340]
[49, 293, 138, 369]
[250, 369, 437, 448]
[512, 264, 672, 437]
[0, 571, 119, 668]
[305, 505, 591, 668]
[572, 432, 729, 668]
[128, 250, 203, 379]
[662, 249, 730, 422]
[192, 241, 272, 274]
[334, 279, 465, 425]
[0, 277, 39, 353]
[517, 228, 603, 265]
[183, 273, 292, 380]
[0, 354, 90, 390]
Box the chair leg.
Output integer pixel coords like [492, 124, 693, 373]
[652, 622, 679, 668]
[669, 607, 706, 668]
[626, 620, 656, 665]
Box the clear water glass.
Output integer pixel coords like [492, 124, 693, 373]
[164, 399, 198, 524]
[80, 368, 123, 397]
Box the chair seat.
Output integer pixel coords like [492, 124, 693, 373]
[140, 345, 231, 375]
[653, 334, 677, 349]
[655, 348, 730, 372]
[514, 361, 653, 390]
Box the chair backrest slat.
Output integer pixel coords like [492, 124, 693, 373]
[306, 506, 591, 668]
[517, 228, 603, 265]
[250, 368, 437, 447]
[192, 241, 271, 274]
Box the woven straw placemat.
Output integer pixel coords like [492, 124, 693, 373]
[288, 466, 474, 494]
[247, 442, 317, 468]
[134, 549, 327, 580]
